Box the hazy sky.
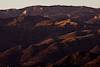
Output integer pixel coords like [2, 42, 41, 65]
[0, 0, 99, 9]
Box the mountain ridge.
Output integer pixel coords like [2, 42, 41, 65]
[0, 5, 100, 67]
[0, 5, 100, 19]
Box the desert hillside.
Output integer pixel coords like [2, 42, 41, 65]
[0, 6, 100, 67]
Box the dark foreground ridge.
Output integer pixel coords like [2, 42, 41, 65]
[0, 6, 100, 67]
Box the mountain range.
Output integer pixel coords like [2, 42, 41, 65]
[0, 6, 100, 67]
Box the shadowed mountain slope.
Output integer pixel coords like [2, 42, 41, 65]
[0, 6, 100, 67]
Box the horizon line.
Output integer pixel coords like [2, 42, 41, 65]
[0, 5, 99, 10]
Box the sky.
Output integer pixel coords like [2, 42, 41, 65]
[0, 0, 99, 9]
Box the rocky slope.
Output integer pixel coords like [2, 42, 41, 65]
[0, 6, 100, 67]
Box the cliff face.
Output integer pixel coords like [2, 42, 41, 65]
[0, 6, 100, 67]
